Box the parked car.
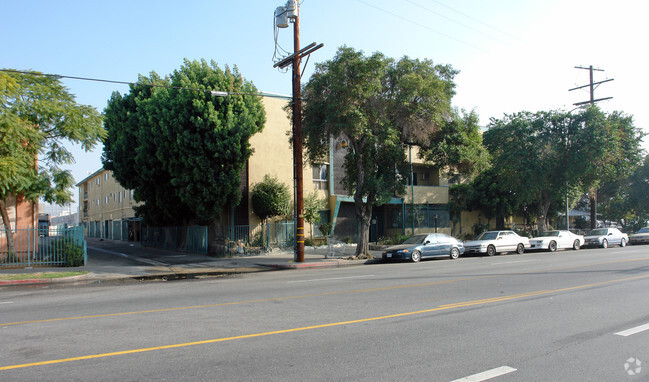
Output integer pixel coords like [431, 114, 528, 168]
[583, 228, 628, 248]
[464, 230, 530, 256]
[629, 227, 649, 245]
[382, 233, 465, 262]
[529, 230, 585, 252]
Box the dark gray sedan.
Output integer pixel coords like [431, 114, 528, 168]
[382, 233, 465, 262]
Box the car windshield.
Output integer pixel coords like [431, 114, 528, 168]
[402, 235, 427, 245]
[638, 227, 649, 234]
[539, 231, 560, 237]
[476, 232, 498, 240]
[588, 229, 608, 236]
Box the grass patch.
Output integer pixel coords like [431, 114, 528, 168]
[0, 271, 88, 280]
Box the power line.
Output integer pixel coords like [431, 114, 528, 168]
[354, 0, 486, 52]
[425, 0, 523, 43]
[0, 69, 290, 99]
[406, 0, 513, 46]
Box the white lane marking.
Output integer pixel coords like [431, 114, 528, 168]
[88, 246, 129, 257]
[0, 301, 14, 304]
[450, 366, 517, 382]
[615, 323, 649, 337]
[491, 259, 537, 265]
[287, 275, 375, 284]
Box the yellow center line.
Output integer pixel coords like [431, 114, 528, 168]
[3, 256, 649, 327]
[2, 272, 649, 372]
[0, 277, 485, 326]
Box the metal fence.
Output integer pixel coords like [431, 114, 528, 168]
[226, 221, 295, 256]
[0, 226, 87, 269]
[141, 226, 209, 255]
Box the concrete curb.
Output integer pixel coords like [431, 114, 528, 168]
[0, 273, 91, 286]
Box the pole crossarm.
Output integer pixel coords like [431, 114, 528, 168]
[273, 42, 324, 69]
[568, 78, 614, 92]
[573, 97, 613, 106]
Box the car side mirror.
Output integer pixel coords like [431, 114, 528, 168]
[497, 237, 502, 240]
[424, 241, 430, 245]
[608, 233, 613, 236]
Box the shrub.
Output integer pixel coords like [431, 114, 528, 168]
[49, 238, 85, 267]
[318, 222, 332, 237]
[378, 233, 408, 245]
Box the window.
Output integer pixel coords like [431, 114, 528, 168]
[313, 164, 329, 190]
[105, 196, 109, 204]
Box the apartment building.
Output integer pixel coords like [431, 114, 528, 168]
[77, 94, 456, 243]
[76, 169, 141, 241]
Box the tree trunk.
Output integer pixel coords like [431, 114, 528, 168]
[536, 197, 551, 233]
[589, 188, 597, 229]
[353, 197, 372, 258]
[0, 200, 16, 257]
[352, 151, 374, 258]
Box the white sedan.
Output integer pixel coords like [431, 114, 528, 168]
[464, 230, 530, 256]
[529, 230, 584, 252]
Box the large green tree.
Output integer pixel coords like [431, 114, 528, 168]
[572, 108, 645, 228]
[1, 69, 104, 253]
[598, 154, 649, 230]
[301, 47, 488, 257]
[102, 59, 266, 226]
[483, 107, 644, 232]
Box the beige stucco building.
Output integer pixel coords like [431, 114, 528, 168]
[76, 169, 141, 241]
[77, 94, 460, 244]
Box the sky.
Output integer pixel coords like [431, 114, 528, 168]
[3, 0, 648, 209]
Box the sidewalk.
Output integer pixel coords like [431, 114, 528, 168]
[0, 238, 382, 286]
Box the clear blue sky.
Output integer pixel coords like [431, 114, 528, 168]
[3, 0, 647, 208]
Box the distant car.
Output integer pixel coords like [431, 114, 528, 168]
[529, 230, 584, 252]
[583, 228, 628, 248]
[629, 227, 649, 245]
[464, 230, 530, 256]
[382, 233, 465, 262]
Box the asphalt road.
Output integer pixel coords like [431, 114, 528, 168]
[2, 245, 649, 381]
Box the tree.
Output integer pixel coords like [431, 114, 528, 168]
[103, 59, 266, 226]
[1, 70, 103, 254]
[483, 107, 644, 232]
[251, 174, 291, 223]
[303, 190, 326, 239]
[598, 154, 649, 230]
[302, 47, 487, 257]
[573, 108, 646, 228]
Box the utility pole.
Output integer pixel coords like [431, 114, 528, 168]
[569, 65, 614, 229]
[273, 1, 323, 262]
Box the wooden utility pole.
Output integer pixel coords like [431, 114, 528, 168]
[291, 6, 305, 262]
[273, 2, 323, 262]
[569, 65, 614, 229]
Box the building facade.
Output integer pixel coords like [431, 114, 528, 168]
[76, 169, 141, 241]
[77, 95, 458, 244]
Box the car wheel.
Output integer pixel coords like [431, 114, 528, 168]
[602, 239, 608, 249]
[450, 247, 460, 259]
[411, 250, 421, 262]
[516, 243, 525, 254]
[487, 245, 496, 257]
[573, 240, 581, 250]
[620, 238, 627, 248]
[548, 241, 557, 252]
